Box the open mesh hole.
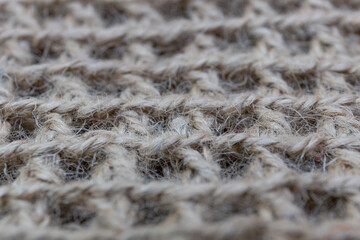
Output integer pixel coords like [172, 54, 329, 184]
[203, 192, 258, 222]
[15, 76, 54, 98]
[48, 201, 96, 227]
[59, 150, 107, 182]
[294, 190, 347, 220]
[7, 118, 38, 142]
[132, 199, 174, 226]
[95, 3, 127, 27]
[215, 0, 249, 17]
[216, 149, 253, 179]
[137, 154, 184, 182]
[155, 0, 191, 20]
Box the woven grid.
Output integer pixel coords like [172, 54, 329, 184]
[1, 0, 360, 239]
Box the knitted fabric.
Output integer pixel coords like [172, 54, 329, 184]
[0, 0, 360, 239]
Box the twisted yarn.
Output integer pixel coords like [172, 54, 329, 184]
[0, 0, 360, 239]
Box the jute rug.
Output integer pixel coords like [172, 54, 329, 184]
[0, 0, 360, 239]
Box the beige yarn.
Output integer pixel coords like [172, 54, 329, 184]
[1, 0, 360, 239]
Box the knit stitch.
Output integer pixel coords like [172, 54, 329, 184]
[0, 0, 360, 239]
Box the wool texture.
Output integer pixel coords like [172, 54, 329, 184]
[1, 0, 360, 239]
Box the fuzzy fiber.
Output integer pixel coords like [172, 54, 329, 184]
[0, 0, 360, 239]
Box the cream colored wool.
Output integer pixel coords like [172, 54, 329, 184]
[0, 0, 360, 239]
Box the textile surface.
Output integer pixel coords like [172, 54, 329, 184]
[1, 0, 360, 239]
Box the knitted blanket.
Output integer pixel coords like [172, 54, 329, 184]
[0, 0, 360, 239]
